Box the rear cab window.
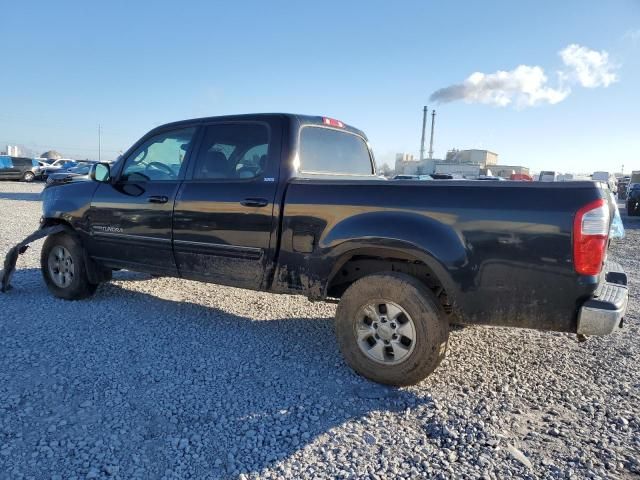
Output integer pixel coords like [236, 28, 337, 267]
[298, 126, 374, 176]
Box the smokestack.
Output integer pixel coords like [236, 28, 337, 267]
[419, 106, 427, 161]
[428, 110, 436, 159]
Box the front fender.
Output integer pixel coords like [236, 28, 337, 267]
[41, 182, 98, 232]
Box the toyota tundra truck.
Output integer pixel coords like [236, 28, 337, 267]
[2, 114, 628, 386]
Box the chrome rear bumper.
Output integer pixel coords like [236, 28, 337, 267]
[577, 261, 628, 336]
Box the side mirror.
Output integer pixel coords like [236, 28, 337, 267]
[91, 163, 111, 183]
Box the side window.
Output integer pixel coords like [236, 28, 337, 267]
[121, 127, 196, 182]
[191, 124, 269, 180]
[13, 158, 31, 168]
[299, 127, 373, 175]
[0, 157, 11, 168]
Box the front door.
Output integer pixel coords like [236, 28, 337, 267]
[172, 121, 280, 289]
[87, 126, 197, 275]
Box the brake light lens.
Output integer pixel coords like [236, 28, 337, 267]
[322, 117, 344, 128]
[573, 198, 609, 276]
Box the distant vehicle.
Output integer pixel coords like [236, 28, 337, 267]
[392, 174, 433, 180]
[592, 171, 618, 195]
[618, 180, 629, 200]
[45, 163, 93, 185]
[41, 159, 79, 178]
[629, 171, 640, 190]
[476, 175, 505, 181]
[0, 156, 42, 182]
[430, 173, 454, 180]
[510, 173, 533, 181]
[539, 171, 558, 182]
[627, 184, 640, 216]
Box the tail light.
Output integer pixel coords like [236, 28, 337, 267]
[573, 198, 610, 275]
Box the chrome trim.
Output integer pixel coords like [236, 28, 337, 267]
[173, 239, 263, 259]
[92, 231, 171, 244]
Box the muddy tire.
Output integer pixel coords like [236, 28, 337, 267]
[335, 272, 449, 386]
[41, 232, 98, 300]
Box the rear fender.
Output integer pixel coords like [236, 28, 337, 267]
[319, 211, 467, 301]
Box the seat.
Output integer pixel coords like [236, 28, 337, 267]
[199, 151, 230, 179]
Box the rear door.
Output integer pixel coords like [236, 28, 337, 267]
[172, 120, 281, 289]
[87, 126, 197, 275]
[12, 158, 31, 179]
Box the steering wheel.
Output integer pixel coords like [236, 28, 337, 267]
[145, 162, 175, 179]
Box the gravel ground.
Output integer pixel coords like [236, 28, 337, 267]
[0, 181, 638, 480]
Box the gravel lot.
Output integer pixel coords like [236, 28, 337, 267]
[0, 181, 638, 479]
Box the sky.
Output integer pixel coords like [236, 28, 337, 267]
[0, 0, 638, 173]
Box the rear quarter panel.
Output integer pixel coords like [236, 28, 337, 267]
[273, 180, 605, 332]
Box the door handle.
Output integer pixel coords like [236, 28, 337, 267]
[148, 195, 169, 204]
[241, 198, 269, 207]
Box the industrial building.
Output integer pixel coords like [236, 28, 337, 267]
[445, 149, 498, 166]
[395, 149, 529, 179]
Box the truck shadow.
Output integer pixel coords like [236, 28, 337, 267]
[1, 268, 434, 478]
[0, 191, 43, 201]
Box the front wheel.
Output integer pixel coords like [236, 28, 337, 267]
[22, 171, 35, 182]
[335, 272, 449, 386]
[41, 232, 98, 300]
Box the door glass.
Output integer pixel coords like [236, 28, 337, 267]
[121, 128, 196, 182]
[191, 124, 269, 180]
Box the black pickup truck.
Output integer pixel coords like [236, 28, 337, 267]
[7, 114, 628, 385]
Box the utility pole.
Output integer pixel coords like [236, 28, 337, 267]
[98, 124, 102, 162]
[428, 110, 436, 159]
[419, 106, 428, 161]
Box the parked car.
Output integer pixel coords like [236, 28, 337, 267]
[430, 173, 455, 180]
[592, 171, 618, 195]
[618, 180, 629, 200]
[476, 175, 505, 181]
[4, 113, 628, 386]
[40, 159, 79, 179]
[393, 174, 434, 180]
[0, 156, 42, 182]
[538, 171, 558, 182]
[510, 173, 533, 181]
[626, 184, 640, 216]
[45, 163, 93, 185]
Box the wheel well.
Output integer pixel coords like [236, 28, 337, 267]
[326, 254, 453, 315]
[41, 218, 73, 229]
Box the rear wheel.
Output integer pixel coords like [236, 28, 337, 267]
[335, 272, 449, 386]
[22, 171, 35, 182]
[41, 232, 98, 300]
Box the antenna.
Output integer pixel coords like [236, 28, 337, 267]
[98, 124, 102, 162]
[420, 106, 427, 161]
[428, 110, 436, 159]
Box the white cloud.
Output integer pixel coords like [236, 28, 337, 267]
[559, 44, 617, 88]
[430, 43, 618, 109]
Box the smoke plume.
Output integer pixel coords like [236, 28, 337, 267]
[430, 44, 618, 108]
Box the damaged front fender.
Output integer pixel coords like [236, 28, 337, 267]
[0, 225, 68, 292]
